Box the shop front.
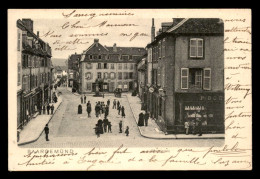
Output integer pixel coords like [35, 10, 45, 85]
[174, 92, 224, 134]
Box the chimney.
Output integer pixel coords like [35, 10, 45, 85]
[37, 31, 39, 37]
[94, 39, 99, 47]
[22, 19, 33, 32]
[113, 43, 117, 52]
[151, 18, 155, 42]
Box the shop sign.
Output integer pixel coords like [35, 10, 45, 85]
[185, 106, 205, 111]
[199, 95, 223, 101]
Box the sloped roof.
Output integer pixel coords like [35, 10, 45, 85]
[167, 18, 224, 34]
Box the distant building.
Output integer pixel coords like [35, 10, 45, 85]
[78, 39, 146, 93]
[137, 54, 147, 109]
[146, 18, 224, 134]
[68, 53, 81, 90]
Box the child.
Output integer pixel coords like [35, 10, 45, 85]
[125, 126, 129, 136]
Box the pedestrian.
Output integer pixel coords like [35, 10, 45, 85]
[103, 117, 109, 133]
[125, 126, 129, 136]
[54, 85, 57, 91]
[113, 99, 116, 109]
[107, 99, 110, 107]
[94, 124, 100, 138]
[117, 100, 120, 109]
[119, 120, 123, 133]
[44, 124, 49, 141]
[84, 95, 86, 104]
[108, 121, 112, 133]
[80, 96, 83, 104]
[121, 106, 125, 118]
[191, 119, 196, 135]
[97, 117, 104, 134]
[87, 101, 92, 117]
[54, 96, 57, 103]
[39, 104, 42, 115]
[43, 105, 46, 115]
[78, 104, 82, 114]
[144, 112, 149, 126]
[51, 104, 54, 115]
[47, 104, 50, 115]
[184, 120, 190, 135]
[138, 112, 144, 126]
[118, 105, 121, 115]
[95, 103, 100, 117]
[105, 105, 109, 118]
[197, 118, 203, 136]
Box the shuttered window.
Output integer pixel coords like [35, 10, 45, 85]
[203, 68, 211, 90]
[181, 68, 189, 89]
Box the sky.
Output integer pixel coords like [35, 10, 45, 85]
[30, 12, 172, 59]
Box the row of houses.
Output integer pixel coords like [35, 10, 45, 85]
[137, 18, 225, 134]
[17, 19, 54, 129]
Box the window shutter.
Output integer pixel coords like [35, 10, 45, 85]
[190, 39, 197, 57]
[197, 39, 203, 57]
[203, 68, 211, 90]
[181, 68, 189, 89]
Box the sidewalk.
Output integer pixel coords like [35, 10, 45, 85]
[18, 96, 63, 146]
[126, 93, 224, 139]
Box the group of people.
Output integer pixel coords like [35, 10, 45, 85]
[38, 103, 55, 115]
[95, 101, 110, 118]
[93, 116, 113, 137]
[112, 99, 126, 118]
[138, 112, 150, 126]
[184, 118, 203, 136]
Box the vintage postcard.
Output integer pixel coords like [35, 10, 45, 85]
[8, 9, 252, 170]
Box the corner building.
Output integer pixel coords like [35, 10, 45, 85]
[147, 18, 224, 134]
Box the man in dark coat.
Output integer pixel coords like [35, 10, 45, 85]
[119, 121, 123, 133]
[51, 104, 54, 115]
[118, 105, 121, 115]
[125, 126, 129, 136]
[95, 103, 100, 117]
[80, 96, 83, 104]
[144, 112, 149, 126]
[197, 118, 203, 136]
[138, 112, 144, 126]
[39, 104, 42, 115]
[105, 105, 109, 118]
[87, 101, 91, 117]
[121, 106, 125, 118]
[117, 101, 120, 109]
[43, 105, 46, 114]
[84, 95, 86, 104]
[44, 124, 49, 141]
[47, 104, 50, 115]
[107, 99, 110, 107]
[103, 117, 109, 133]
[113, 99, 116, 109]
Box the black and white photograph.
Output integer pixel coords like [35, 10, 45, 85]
[8, 9, 252, 171]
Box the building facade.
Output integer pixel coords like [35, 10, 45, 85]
[137, 54, 147, 109]
[17, 19, 52, 129]
[68, 53, 81, 91]
[146, 18, 224, 134]
[79, 39, 146, 93]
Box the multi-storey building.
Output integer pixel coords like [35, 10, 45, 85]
[146, 18, 224, 134]
[17, 19, 52, 128]
[68, 53, 81, 91]
[137, 54, 147, 109]
[79, 39, 146, 93]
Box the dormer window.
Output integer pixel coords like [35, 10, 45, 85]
[99, 55, 102, 59]
[89, 55, 93, 59]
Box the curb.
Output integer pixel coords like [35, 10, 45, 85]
[18, 97, 63, 146]
[126, 94, 225, 140]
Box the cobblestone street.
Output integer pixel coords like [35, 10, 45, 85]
[21, 87, 224, 148]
